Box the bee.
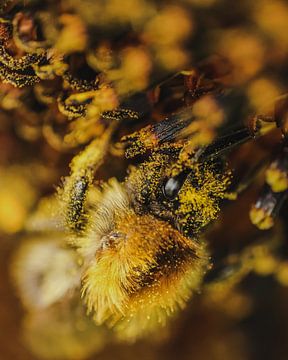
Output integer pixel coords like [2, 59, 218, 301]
[30, 64, 283, 342]
[4, 7, 287, 341]
[1, 3, 288, 360]
[10, 56, 288, 347]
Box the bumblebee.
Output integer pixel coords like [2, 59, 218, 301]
[27, 64, 281, 342]
[10, 57, 288, 346]
[2, 3, 288, 360]
[3, 4, 288, 343]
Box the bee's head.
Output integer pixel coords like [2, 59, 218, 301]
[125, 153, 231, 237]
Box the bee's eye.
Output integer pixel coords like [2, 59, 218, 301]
[163, 177, 182, 200]
[163, 170, 191, 200]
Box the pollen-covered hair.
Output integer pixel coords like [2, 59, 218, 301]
[73, 179, 209, 340]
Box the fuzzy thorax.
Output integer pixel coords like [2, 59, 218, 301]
[78, 179, 209, 339]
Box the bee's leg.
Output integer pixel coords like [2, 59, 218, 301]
[203, 238, 280, 291]
[203, 252, 249, 289]
[59, 124, 115, 234]
[225, 141, 288, 225]
[250, 141, 288, 230]
[204, 214, 286, 290]
[250, 186, 288, 230]
[205, 242, 288, 294]
[265, 140, 288, 193]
